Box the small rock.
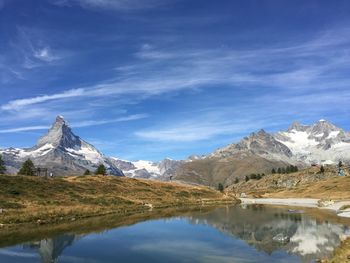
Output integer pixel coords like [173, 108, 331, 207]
[0, 224, 4, 228]
[71, 217, 76, 221]
[144, 203, 153, 210]
[273, 233, 290, 243]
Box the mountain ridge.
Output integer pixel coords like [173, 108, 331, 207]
[174, 119, 350, 186]
[1, 118, 349, 184]
[0, 116, 124, 176]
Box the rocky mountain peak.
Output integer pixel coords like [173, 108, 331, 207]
[310, 119, 341, 135]
[36, 115, 80, 149]
[288, 121, 309, 132]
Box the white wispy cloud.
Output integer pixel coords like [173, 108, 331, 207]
[3, 26, 350, 113]
[134, 111, 268, 142]
[52, 0, 175, 11]
[72, 114, 149, 127]
[0, 114, 148, 133]
[1, 88, 85, 111]
[33, 47, 59, 62]
[0, 125, 49, 133]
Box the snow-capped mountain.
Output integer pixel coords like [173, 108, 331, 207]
[275, 119, 350, 164]
[110, 157, 184, 180]
[174, 119, 350, 186]
[0, 116, 124, 176]
[209, 119, 350, 165]
[210, 129, 295, 163]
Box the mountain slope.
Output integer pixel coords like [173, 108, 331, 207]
[174, 120, 350, 186]
[175, 130, 294, 186]
[0, 116, 123, 176]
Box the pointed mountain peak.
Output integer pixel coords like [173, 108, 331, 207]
[311, 119, 340, 132]
[36, 116, 80, 149]
[249, 129, 269, 138]
[287, 121, 309, 132]
[55, 115, 66, 124]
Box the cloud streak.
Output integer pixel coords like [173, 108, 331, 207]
[0, 114, 148, 133]
[52, 0, 176, 11]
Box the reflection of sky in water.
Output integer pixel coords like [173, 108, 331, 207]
[0, 206, 349, 263]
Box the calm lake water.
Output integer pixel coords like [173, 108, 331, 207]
[1, 205, 350, 263]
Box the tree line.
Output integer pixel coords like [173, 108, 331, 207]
[0, 155, 108, 176]
[271, 165, 298, 174]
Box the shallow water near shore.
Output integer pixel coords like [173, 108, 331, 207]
[1, 205, 350, 263]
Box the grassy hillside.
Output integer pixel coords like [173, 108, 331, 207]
[175, 154, 289, 187]
[229, 165, 350, 199]
[0, 175, 236, 227]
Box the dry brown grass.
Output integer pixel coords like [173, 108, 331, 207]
[324, 237, 350, 263]
[229, 165, 350, 200]
[0, 174, 236, 227]
[261, 176, 350, 200]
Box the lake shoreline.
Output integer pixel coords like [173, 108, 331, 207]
[0, 174, 237, 229]
[240, 197, 350, 263]
[240, 197, 350, 218]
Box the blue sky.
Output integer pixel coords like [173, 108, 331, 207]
[1, 0, 350, 161]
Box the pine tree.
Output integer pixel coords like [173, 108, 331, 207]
[339, 161, 343, 168]
[84, 169, 91, 175]
[286, 166, 291, 174]
[245, 176, 249, 182]
[0, 154, 6, 175]
[271, 168, 276, 174]
[95, 164, 107, 175]
[320, 165, 325, 174]
[234, 178, 239, 184]
[18, 159, 35, 176]
[218, 183, 224, 192]
[277, 168, 282, 174]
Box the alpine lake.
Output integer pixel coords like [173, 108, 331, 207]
[1, 204, 349, 263]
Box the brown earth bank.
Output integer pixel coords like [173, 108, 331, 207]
[228, 165, 350, 199]
[0, 174, 237, 229]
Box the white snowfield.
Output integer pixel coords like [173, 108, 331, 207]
[240, 198, 350, 218]
[132, 160, 160, 175]
[276, 120, 350, 165]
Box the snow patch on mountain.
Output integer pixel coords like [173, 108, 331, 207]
[275, 120, 350, 164]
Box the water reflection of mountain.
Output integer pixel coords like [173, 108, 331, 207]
[24, 234, 78, 263]
[188, 205, 350, 263]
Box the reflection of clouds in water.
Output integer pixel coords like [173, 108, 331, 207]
[131, 240, 295, 263]
[59, 255, 101, 263]
[187, 206, 350, 262]
[289, 222, 348, 256]
[132, 240, 239, 263]
[0, 249, 37, 258]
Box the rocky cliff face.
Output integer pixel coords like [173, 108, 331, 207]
[0, 116, 124, 176]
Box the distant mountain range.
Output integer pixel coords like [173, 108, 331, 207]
[1, 117, 349, 185]
[0, 116, 124, 176]
[174, 119, 350, 186]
